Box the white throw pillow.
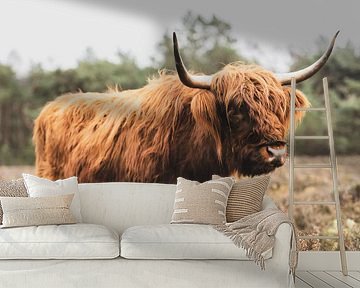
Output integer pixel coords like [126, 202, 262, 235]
[22, 174, 82, 222]
[121, 224, 272, 260]
[0, 224, 119, 259]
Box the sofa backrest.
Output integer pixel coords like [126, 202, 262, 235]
[78, 182, 277, 235]
[78, 182, 176, 235]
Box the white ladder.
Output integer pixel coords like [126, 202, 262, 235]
[288, 77, 348, 276]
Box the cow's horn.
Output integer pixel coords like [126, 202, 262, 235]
[173, 32, 212, 90]
[276, 31, 339, 85]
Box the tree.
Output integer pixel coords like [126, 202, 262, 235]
[0, 64, 33, 164]
[154, 12, 245, 74]
[292, 41, 360, 154]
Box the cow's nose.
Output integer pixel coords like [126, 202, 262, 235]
[266, 146, 287, 165]
[267, 146, 286, 157]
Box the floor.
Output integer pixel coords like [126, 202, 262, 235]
[296, 271, 360, 288]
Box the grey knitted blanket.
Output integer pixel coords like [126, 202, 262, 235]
[214, 208, 298, 276]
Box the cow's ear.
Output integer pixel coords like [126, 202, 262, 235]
[190, 92, 222, 160]
[283, 87, 310, 125]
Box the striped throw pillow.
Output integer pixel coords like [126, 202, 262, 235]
[171, 177, 234, 225]
[213, 174, 270, 222]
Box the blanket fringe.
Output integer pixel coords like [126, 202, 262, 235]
[213, 209, 298, 275]
[214, 225, 266, 270]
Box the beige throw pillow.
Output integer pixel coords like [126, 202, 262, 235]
[0, 194, 76, 228]
[0, 179, 28, 224]
[213, 174, 270, 222]
[171, 177, 234, 225]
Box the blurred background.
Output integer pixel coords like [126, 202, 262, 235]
[0, 0, 358, 250]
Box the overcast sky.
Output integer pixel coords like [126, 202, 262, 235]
[0, 0, 359, 75]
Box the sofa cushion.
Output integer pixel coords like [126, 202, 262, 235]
[121, 224, 272, 260]
[23, 174, 82, 222]
[213, 174, 270, 222]
[0, 223, 119, 259]
[0, 179, 28, 224]
[171, 177, 233, 225]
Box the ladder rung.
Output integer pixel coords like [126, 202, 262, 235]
[299, 235, 339, 240]
[295, 108, 326, 111]
[294, 164, 332, 168]
[293, 201, 336, 205]
[295, 136, 329, 140]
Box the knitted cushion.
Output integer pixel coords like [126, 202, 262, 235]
[0, 194, 76, 228]
[0, 179, 28, 224]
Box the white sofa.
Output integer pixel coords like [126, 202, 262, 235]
[0, 182, 294, 288]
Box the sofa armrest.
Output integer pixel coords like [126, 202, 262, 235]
[270, 222, 292, 267]
[260, 194, 295, 287]
[262, 198, 293, 265]
[267, 221, 295, 288]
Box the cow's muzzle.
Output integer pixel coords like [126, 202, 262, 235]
[264, 141, 287, 167]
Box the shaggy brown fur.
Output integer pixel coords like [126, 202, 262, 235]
[34, 63, 309, 183]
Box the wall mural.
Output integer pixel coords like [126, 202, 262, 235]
[0, 1, 359, 252]
[33, 33, 338, 184]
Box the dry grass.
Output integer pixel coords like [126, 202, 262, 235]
[0, 166, 35, 179]
[1, 156, 359, 251]
[268, 156, 360, 251]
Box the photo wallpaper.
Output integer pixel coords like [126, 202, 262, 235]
[0, 0, 358, 250]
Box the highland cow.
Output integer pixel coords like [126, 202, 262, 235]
[33, 32, 339, 183]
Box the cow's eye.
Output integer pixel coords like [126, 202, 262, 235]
[231, 114, 243, 126]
